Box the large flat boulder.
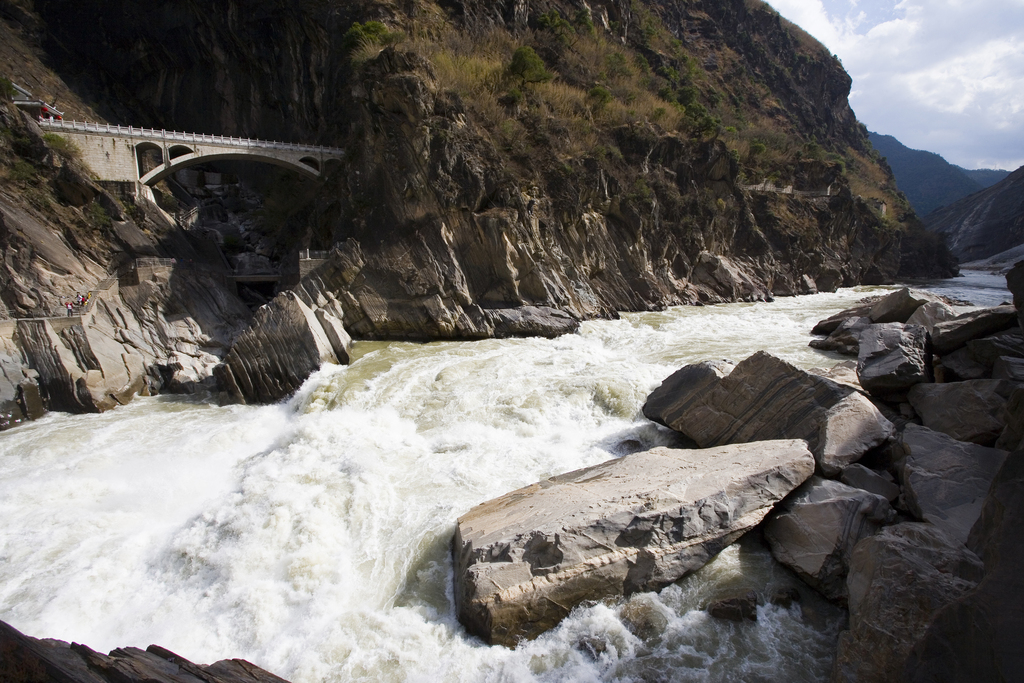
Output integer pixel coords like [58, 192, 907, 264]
[931, 305, 1018, 355]
[453, 440, 815, 646]
[832, 523, 984, 683]
[908, 380, 1019, 446]
[764, 476, 894, 601]
[644, 351, 894, 476]
[906, 451, 1024, 682]
[898, 424, 1009, 543]
[856, 323, 931, 399]
[642, 360, 734, 429]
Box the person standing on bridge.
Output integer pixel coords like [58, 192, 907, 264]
[65, 301, 73, 317]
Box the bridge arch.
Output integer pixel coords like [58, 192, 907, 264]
[167, 144, 194, 160]
[135, 141, 163, 178]
[299, 156, 320, 172]
[138, 149, 322, 186]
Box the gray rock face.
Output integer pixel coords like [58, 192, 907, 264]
[856, 323, 931, 399]
[642, 360, 734, 428]
[841, 463, 901, 502]
[898, 424, 1009, 543]
[453, 440, 815, 646]
[0, 619, 290, 682]
[813, 302, 876, 335]
[221, 291, 352, 404]
[906, 300, 958, 333]
[995, 387, 1024, 452]
[832, 523, 984, 683]
[764, 476, 894, 601]
[1008, 260, 1024, 333]
[993, 356, 1024, 382]
[809, 316, 871, 356]
[867, 287, 938, 324]
[966, 330, 1024, 370]
[908, 380, 1019, 446]
[644, 352, 894, 476]
[906, 451, 1024, 683]
[939, 346, 989, 382]
[931, 305, 1019, 355]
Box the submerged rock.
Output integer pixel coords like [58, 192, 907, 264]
[707, 590, 759, 622]
[0, 619, 290, 682]
[452, 440, 814, 646]
[764, 476, 894, 601]
[832, 523, 984, 683]
[644, 351, 893, 476]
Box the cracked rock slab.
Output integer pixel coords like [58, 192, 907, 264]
[453, 440, 815, 646]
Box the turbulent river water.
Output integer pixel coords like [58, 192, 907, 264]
[0, 272, 1011, 682]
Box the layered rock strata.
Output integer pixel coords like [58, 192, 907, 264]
[453, 440, 815, 646]
[643, 351, 893, 475]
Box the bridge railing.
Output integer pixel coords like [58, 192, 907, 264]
[37, 119, 344, 156]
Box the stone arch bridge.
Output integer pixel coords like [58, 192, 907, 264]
[38, 119, 343, 185]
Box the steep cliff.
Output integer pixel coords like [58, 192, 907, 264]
[20, 0, 949, 341]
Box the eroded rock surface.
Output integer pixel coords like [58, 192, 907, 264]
[908, 380, 1019, 446]
[832, 523, 984, 683]
[856, 322, 931, 399]
[453, 440, 815, 646]
[644, 351, 893, 475]
[906, 451, 1024, 682]
[931, 306, 1019, 355]
[764, 476, 894, 601]
[898, 424, 1009, 543]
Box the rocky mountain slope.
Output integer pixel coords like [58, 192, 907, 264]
[868, 132, 1009, 218]
[0, 0, 960, 413]
[924, 165, 1024, 263]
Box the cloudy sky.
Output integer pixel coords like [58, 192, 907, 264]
[765, 0, 1024, 171]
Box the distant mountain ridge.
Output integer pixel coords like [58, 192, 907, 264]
[868, 132, 1009, 217]
[924, 165, 1024, 262]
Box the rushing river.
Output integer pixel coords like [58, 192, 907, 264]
[0, 272, 1010, 682]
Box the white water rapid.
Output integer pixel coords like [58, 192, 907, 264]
[0, 274, 1010, 682]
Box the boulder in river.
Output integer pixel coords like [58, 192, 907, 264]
[906, 300, 957, 333]
[905, 451, 1024, 682]
[453, 440, 815, 646]
[897, 424, 1009, 543]
[832, 523, 984, 683]
[0, 619, 290, 682]
[908, 380, 1019, 446]
[856, 323, 931, 399]
[812, 302, 876, 335]
[866, 287, 939, 324]
[644, 351, 894, 476]
[931, 305, 1019, 355]
[809, 316, 871, 356]
[764, 476, 894, 601]
[220, 291, 352, 404]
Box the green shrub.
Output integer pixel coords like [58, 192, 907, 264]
[42, 132, 80, 160]
[605, 52, 630, 79]
[538, 10, 576, 46]
[588, 86, 613, 109]
[9, 159, 36, 183]
[342, 21, 400, 55]
[0, 76, 15, 100]
[508, 47, 553, 88]
[85, 201, 111, 228]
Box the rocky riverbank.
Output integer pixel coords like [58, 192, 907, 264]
[0, 619, 291, 683]
[453, 261, 1024, 680]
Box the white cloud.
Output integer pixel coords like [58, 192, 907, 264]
[765, 0, 1024, 170]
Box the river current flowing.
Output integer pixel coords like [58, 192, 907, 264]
[0, 272, 1011, 682]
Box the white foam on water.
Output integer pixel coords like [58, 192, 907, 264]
[0, 286, 922, 681]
